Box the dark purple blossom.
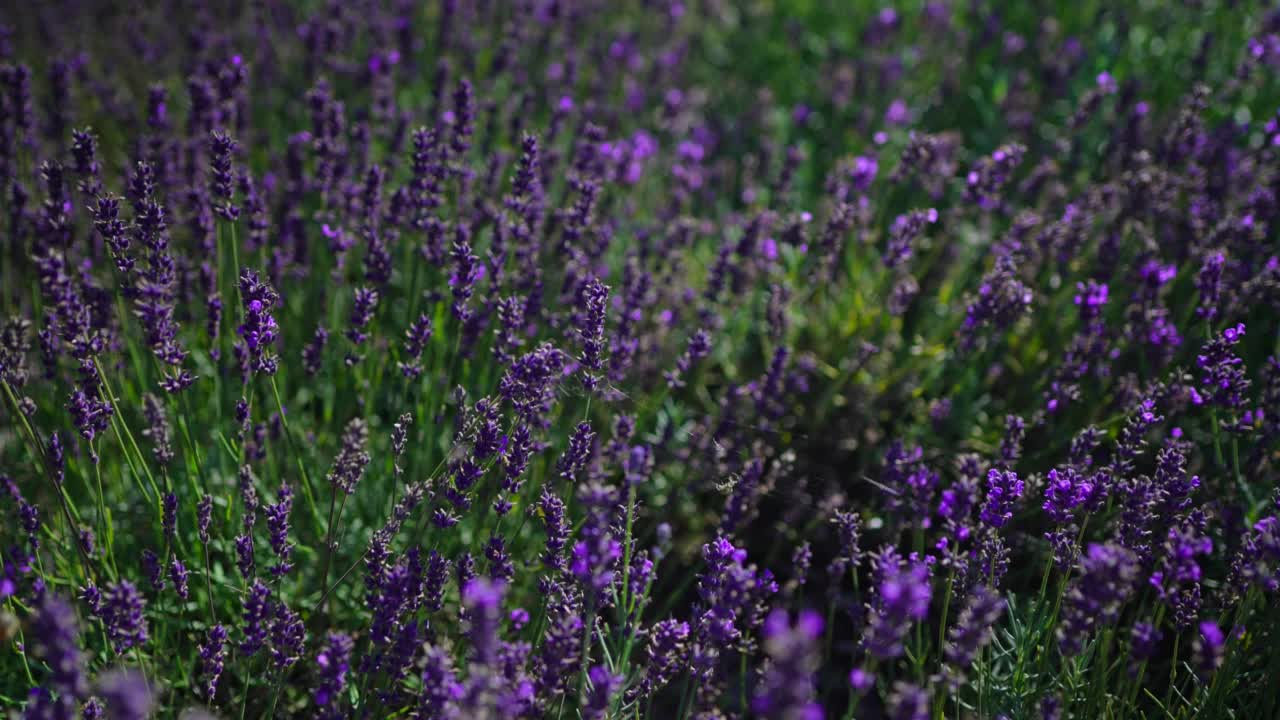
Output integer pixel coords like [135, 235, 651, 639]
[94, 670, 153, 720]
[314, 631, 354, 709]
[209, 130, 239, 221]
[240, 580, 271, 656]
[887, 682, 930, 720]
[169, 557, 189, 600]
[1058, 544, 1140, 656]
[96, 581, 148, 654]
[628, 619, 689, 703]
[944, 585, 1006, 684]
[864, 547, 931, 660]
[582, 666, 623, 720]
[265, 484, 294, 576]
[1192, 620, 1226, 679]
[328, 417, 371, 494]
[576, 277, 609, 391]
[980, 468, 1026, 529]
[237, 269, 280, 375]
[751, 608, 823, 720]
[197, 624, 228, 700]
[26, 593, 88, 716]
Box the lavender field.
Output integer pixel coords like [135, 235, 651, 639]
[2, 1, 1280, 718]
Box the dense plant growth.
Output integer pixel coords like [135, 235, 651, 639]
[2, 1, 1280, 718]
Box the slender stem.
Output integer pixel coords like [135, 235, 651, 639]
[266, 676, 284, 719]
[618, 482, 636, 623]
[936, 568, 955, 689]
[270, 376, 320, 523]
[1, 379, 96, 583]
[577, 601, 596, 708]
[92, 444, 119, 578]
[317, 487, 339, 618]
[93, 356, 162, 499]
[203, 541, 217, 626]
[1163, 632, 1181, 711]
[674, 672, 694, 720]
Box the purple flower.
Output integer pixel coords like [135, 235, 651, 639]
[1194, 251, 1225, 320]
[450, 226, 479, 322]
[94, 581, 148, 654]
[1129, 622, 1162, 674]
[197, 625, 228, 700]
[961, 255, 1033, 349]
[303, 325, 328, 376]
[141, 549, 165, 593]
[484, 535, 514, 582]
[571, 483, 622, 596]
[664, 329, 712, 389]
[691, 537, 777, 690]
[419, 645, 462, 718]
[424, 550, 450, 613]
[27, 593, 89, 711]
[628, 618, 689, 702]
[879, 441, 939, 524]
[864, 548, 932, 660]
[1151, 516, 1213, 629]
[887, 681, 929, 720]
[460, 577, 505, 707]
[236, 269, 280, 375]
[1042, 468, 1093, 524]
[576, 277, 609, 391]
[980, 468, 1025, 529]
[235, 534, 255, 580]
[1058, 544, 1140, 656]
[1192, 620, 1226, 678]
[1194, 323, 1250, 416]
[169, 557, 190, 600]
[582, 666, 623, 720]
[145, 399, 176, 470]
[345, 286, 379, 350]
[539, 486, 570, 572]
[240, 580, 271, 656]
[327, 417, 371, 494]
[944, 585, 1006, 683]
[94, 669, 153, 720]
[197, 494, 213, 544]
[849, 668, 875, 694]
[750, 609, 824, 720]
[264, 484, 293, 576]
[884, 208, 938, 268]
[209, 130, 239, 221]
[556, 421, 595, 483]
[269, 601, 305, 670]
[964, 143, 1026, 209]
[499, 343, 567, 425]
[314, 632, 354, 709]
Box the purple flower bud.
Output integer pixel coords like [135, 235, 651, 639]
[169, 557, 190, 600]
[980, 468, 1025, 529]
[1192, 620, 1226, 679]
[95, 669, 153, 720]
[240, 580, 271, 656]
[864, 548, 931, 660]
[314, 631, 354, 708]
[751, 609, 823, 720]
[1058, 544, 1140, 656]
[327, 418, 371, 495]
[197, 625, 228, 699]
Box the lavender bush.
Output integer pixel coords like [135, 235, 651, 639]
[2, 1, 1280, 718]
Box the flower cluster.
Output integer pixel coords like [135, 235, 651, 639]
[3, 3, 1280, 719]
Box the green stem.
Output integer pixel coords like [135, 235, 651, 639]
[270, 375, 320, 525]
[93, 356, 162, 500]
[1, 379, 96, 583]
